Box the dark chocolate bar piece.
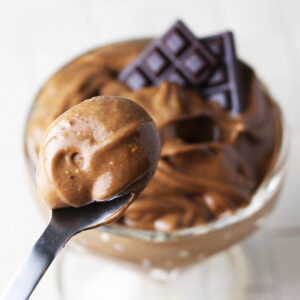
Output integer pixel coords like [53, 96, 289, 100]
[200, 32, 244, 114]
[118, 20, 218, 89]
[118, 20, 244, 114]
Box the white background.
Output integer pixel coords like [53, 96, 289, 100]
[0, 0, 299, 299]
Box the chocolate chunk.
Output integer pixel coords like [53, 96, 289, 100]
[200, 32, 244, 114]
[118, 20, 217, 88]
[118, 20, 244, 114]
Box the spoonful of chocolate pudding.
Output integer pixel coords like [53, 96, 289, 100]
[1, 96, 160, 300]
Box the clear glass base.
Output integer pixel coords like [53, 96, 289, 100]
[57, 245, 249, 300]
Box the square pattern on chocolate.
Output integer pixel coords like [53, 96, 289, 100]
[164, 29, 189, 56]
[118, 20, 217, 88]
[200, 32, 244, 114]
[118, 20, 244, 114]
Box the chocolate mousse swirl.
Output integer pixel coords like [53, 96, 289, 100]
[27, 40, 282, 231]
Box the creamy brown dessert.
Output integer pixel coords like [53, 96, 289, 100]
[24, 17, 289, 271]
[36, 96, 161, 209]
[27, 39, 282, 232]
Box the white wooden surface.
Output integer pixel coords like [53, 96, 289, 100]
[0, 0, 299, 299]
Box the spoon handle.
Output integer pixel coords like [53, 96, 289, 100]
[1, 223, 71, 300]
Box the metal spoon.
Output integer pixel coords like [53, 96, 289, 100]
[0, 194, 132, 300]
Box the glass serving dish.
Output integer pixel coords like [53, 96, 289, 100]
[24, 40, 289, 299]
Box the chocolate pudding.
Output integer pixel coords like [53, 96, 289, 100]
[25, 24, 285, 269]
[27, 39, 281, 228]
[36, 96, 161, 210]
